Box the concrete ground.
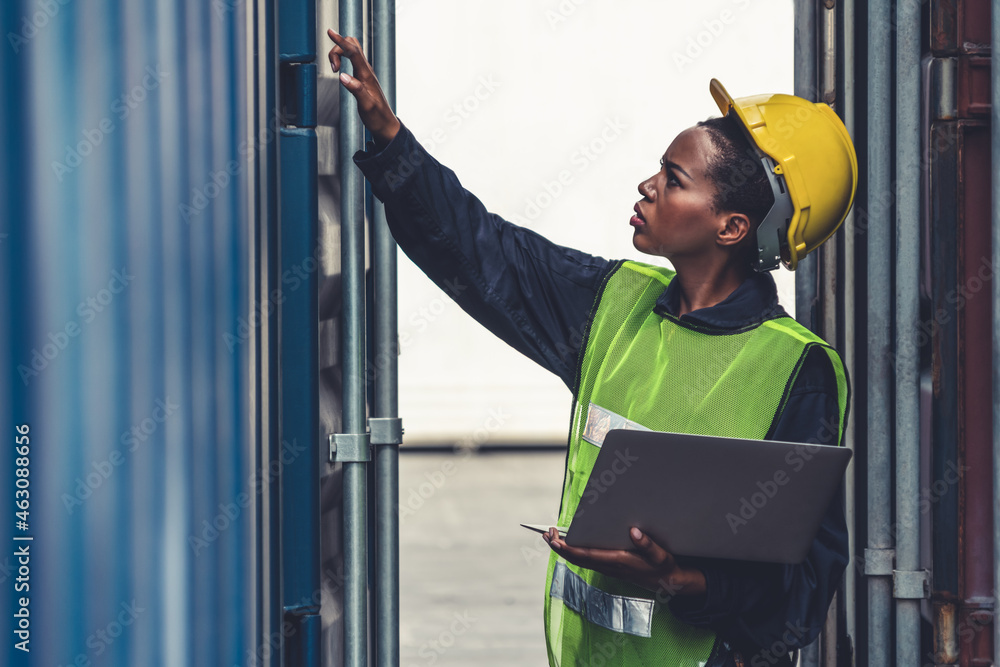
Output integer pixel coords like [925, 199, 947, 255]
[399, 449, 566, 667]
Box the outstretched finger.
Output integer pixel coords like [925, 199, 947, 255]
[326, 29, 373, 81]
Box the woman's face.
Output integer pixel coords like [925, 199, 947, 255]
[631, 126, 730, 261]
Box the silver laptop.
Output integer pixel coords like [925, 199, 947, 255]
[539, 429, 851, 565]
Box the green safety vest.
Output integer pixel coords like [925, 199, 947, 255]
[543, 261, 848, 667]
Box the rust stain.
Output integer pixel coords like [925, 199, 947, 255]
[934, 602, 958, 663]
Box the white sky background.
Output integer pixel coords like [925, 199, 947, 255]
[393, 0, 795, 444]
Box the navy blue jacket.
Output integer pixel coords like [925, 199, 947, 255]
[354, 123, 849, 662]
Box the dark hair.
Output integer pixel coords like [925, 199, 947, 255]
[696, 115, 774, 229]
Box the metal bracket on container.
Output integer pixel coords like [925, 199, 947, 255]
[893, 569, 931, 599]
[863, 548, 895, 576]
[278, 61, 317, 129]
[930, 57, 957, 121]
[329, 432, 370, 462]
[369, 417, 404, 446]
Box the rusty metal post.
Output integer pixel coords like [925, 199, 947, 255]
[993, 0, 1000, 656]
[927, 6, 961, 665]
[953, 1, 997, 663]
[994, 1, 1000, 664]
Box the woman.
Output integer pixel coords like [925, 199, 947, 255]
[328, 27, 856, 667]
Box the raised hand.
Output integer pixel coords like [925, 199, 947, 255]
[327, 29, 401, 146]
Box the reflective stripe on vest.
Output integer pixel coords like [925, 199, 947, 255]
[543, 261, 849, 667]
[550, 562, 655, 638]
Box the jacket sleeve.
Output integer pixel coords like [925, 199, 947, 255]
[668, 345, 850, 658]
[352, 122, 614, 390]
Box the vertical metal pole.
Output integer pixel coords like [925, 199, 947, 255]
[794, 4, 819, 661]
[866, 0, 894, 665]
[794, 0, 819, 335]
[840, 0, 858, 647]
[819, 0, 837, 345]
[372, 1, 401, 666]
[340, 0, 369, 665]
[818, 5, 840, 663]
[794, 0, 818, 110]
[992, 2, 1000, 664]
[895, 0, 923, 663]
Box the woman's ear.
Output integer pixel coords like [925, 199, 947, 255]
[717, 213, 751, 248]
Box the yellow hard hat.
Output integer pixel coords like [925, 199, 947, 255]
[709, 79, 858, 271]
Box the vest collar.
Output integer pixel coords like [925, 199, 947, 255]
[655, 271, 788, 330]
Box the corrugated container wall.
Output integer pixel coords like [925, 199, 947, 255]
[795, 0, 997, 665]
[1, 0, 269, 665]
